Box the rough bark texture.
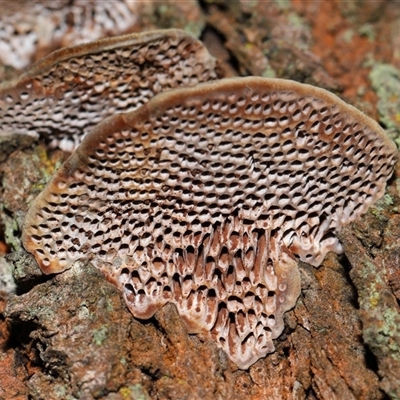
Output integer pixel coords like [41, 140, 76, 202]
[1, 1, 400, 399]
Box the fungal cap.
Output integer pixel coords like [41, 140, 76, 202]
[22, 76, 397, 368]
[0, 29, 216, 151]
[0, 0, 138, 69]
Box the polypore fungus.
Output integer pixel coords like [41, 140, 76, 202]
[0, 29, 216, 151]
[22, 77, 397, 369]
[0, 0, 138, 69]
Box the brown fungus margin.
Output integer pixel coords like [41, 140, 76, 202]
[22, 77, 397, 369]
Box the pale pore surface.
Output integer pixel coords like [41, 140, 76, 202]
[0, 0, 138, 69]
[22, 77, 397, 369]
[0, 29, 216, 151]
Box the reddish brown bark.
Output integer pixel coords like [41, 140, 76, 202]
[1, 1, 400, 399]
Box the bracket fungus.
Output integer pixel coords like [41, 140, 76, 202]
[0, 0, 138, 69]
[22, 77, 397, 369]
[0, 29, 216, 151]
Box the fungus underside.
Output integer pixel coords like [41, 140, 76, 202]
[0, 0, 138, 69]
[22, 77, 397, 369]
[0, 29, 216, 151]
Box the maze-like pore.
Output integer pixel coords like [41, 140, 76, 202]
[22, 77, 398, 368]
[0, 29, 216, 151]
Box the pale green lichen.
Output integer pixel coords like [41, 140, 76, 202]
[358, 23, 375, 41]
[77, 304, 90, 320]
[92, 326, 108, 345]
[350, 221, 400, 397]
[369, 194, 395, 217]
[369, 63, 400, 146]
[356, 259, 400, 352]
[287, 12, 305, 29]
[0, 255, 16, 293]
[29, 305, 55, 321]
[150, 2, 205, 39]
[262, 66, 277, 78]
[120, 384, 151, 400]
[54, 384, 76, 400]
[342, 29, 354, 43]
[105, 298, 114, 312]
[2, 207, 22, 252]
[120, 357, 127, 366]
[30, 146, 63, 193]
[273, 0, 291, 11]
[360, 263, 381, 310]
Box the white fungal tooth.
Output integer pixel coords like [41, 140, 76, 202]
[22, 76, 397, 370]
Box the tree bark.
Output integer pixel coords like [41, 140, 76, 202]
[1, 1, 400, 399]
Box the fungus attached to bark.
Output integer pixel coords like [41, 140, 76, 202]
[22, 77, 397, 369]
[0, 0, 138, 69]
[0, 29, 216, 151]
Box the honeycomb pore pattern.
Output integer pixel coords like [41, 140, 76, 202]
[0, 29, 216, 151]
[22, 77, 398, 369]
[0, 0, 138, 69]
